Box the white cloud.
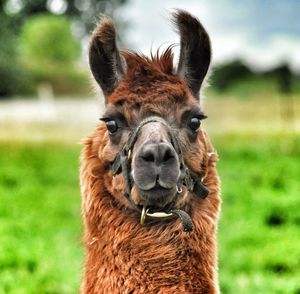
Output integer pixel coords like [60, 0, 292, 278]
[121, 0, 300, 71]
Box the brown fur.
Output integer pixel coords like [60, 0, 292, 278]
[81, 12, 221, 293]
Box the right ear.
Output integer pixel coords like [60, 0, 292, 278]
[174, 10, 211, 99]
[89, 17, 126, 102]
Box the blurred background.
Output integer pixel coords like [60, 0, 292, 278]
[0, 0, 299, 293]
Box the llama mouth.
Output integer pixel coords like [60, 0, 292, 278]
[135, 185, 193, 232]
[136, 185, 177, 208]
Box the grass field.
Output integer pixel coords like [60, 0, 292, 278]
[215, 133, 300, 293]
[0, 133, 299, 293]
[0, 143, 82, 293]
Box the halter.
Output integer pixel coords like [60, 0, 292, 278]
[110, 116, 209, 232]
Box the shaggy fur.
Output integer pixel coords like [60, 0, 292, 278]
[80, 10, 221, 293]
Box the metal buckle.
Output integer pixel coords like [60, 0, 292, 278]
[140, 206, 149, 225]
[140, 206, 174, 225]
[127, 149, 132, 160]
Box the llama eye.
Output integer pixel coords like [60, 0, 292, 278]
[106, 120, 118, 134]
[189, 117, 201, 132]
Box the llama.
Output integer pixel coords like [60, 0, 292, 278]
[80, 10, 221, 293]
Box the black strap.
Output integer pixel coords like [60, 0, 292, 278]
[171, 209, 193, 232]
[109, 116, 209, 231]
[110, 152, 122, 174]
[192, 179, 209, 199]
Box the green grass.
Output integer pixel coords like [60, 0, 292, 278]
[0, 143, 82, 293]
[0, 134, 299, 293]
[215, 134, 300, 294]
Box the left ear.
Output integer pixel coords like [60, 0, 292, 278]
[89, 16, 126, 102]
[174, 10, 212, 99]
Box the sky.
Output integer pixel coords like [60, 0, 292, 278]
[119, 0, 300, 72]
[8, 0, 298, 72]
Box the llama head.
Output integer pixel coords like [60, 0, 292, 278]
[88, 10, 211, 210]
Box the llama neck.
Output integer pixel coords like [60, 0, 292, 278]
[81, 140, 220, 293]
[83, 190, 219, 293]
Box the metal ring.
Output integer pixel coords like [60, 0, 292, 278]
[140, 206, 149, 225]
[127, 149, 132, 160]
[176, 185, 183, 194]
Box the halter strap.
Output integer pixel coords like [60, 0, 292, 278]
[109, 116, 209, 232]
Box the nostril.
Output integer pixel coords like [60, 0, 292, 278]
[138, 143, 176, 165]
[162, 149, 174, 162]
[141, 152, 155, 162]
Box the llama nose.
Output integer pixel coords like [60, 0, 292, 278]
[139, 142, 176, 167]
[134, 141, 180, 192]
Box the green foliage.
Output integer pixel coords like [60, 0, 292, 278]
[2, 0, 129, 38]
[210, 61, 300, 97]
[20, 14, 80, 64]
[208, 76, 279, 99]
[0, 134, 299, 293]
[0, 13, 88, 97]
[1, 0, 129, 98]
[264, 64, 293, 94]
[17, 14, 90, 96]
[212, 60, 254, 91]
[0, 15, 25, 97]
[23, 61, 91, 96]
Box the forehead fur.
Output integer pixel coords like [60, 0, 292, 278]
[123, 47, 175, 77]
[108, 47, 193, 106]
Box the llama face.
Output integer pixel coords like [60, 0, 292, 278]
[130, 106, 207, 208]
[89, 10, 211, 211]
[99, 82, 208, 209]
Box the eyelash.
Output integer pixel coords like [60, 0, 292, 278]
[99, 117, 111, 122]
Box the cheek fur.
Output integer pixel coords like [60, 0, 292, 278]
[104, 171, 131, 208]
[111, 174, 126, 193]
[130, 185, 141, 205]
[95, 127, 132, 208]
[99, 128, 131, 163]
[181, 131, 206, 173]
[100, 137, 119, 163]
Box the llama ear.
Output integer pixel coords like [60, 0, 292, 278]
[89, 17, 126, 101]
[174, 10, 211, 99]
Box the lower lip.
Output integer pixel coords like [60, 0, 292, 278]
[149, 185, 171, 192]
[138, 186, 176, 201]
